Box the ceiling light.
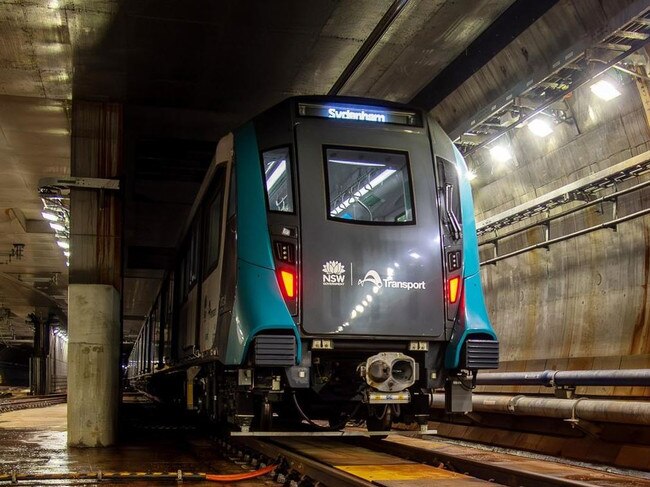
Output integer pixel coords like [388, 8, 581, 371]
[265, 160, 287, 191]
[409, 251, 421, 259]
[489, 145, 512, 163]
[528, 118, 553, 137]
[590, 79, 621, 101]
[49, 222, 66, 232]
[56, 240, 69, 249]
[63, 251, 70, 258]
[42, 211, 59, 221]
[330, 169, 397, 216]
[329, 159, 385, 167]
[466, 169, 477, 181]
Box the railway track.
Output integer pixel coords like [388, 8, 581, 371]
[227, 432, 650, 487]
[0, 394, 66, 414]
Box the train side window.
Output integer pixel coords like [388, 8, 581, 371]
[205, 189, 224, 270]
[262, 147, 294, 213]
[188, 223, 199, 286]
[325, 147, 414, 224]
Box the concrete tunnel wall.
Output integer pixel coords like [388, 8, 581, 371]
[465, 74, 650, 376]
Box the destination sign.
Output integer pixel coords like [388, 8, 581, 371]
[298, 102, 421, 126]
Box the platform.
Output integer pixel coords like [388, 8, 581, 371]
[0, 403, 267, 486]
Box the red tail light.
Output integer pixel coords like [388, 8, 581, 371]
[448, 276, 460, 304]
[278, 269, 296, 299]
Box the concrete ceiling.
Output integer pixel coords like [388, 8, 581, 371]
[4, 0, 569, 343]
[0, 0, 73, 340]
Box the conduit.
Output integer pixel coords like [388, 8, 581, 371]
[476, 369, 650, 387]
[430, 394, 650, 425]
[0, 464, 277, 484]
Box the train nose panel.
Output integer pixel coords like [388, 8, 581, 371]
[296, 121, 445, 338]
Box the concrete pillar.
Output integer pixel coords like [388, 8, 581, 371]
[67, 284, 120, 447]
[68, 101, 123, 447]
[29, 312, 49, 395]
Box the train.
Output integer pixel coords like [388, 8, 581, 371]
[126, 96, 499, 432]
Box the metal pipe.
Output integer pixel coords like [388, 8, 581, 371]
[612, 63, 650, 81]
[476, 369, 650, 387]
[481, 206, 650, 265]
[430, 393, 650, 425]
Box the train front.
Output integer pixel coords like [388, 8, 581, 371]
[243, 96, 498, 430]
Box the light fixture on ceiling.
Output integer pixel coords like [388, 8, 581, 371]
[63, 251, 70, 258]
[528, 117, 553, 137]
[466, 169, 477, 181]
[49, 222, 66, 232]
[42, 211, 59, 221]
[489, 145, 512, 163]
[590, 79, 621, 101]
[330, 159, 386, 167]
[56, 240, 69, 250]
[265, 160, 287, 191]
[330, 169, 397, 216]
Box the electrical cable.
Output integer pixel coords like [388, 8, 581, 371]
[0, 464, 278, 484]
[291, 391, 361, 430]
[205, 463, 277, 482]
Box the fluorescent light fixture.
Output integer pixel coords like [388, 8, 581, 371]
[49, 222, 66, 232]
[56, 240, 69, 249]
[409, 251, 421, 259]
[368, 168, 396, 188]
[63, 251, 70, 257]
[329, 159, 385, 167]
[528, 118, 553, 137]
[489, 145, 512, 163]
[265, 160, 287, 191]
[42, 211, 59, 221]
[330, 169, 397, 216]
[466, 169, 477, 181]
[590, 79, 621, 101]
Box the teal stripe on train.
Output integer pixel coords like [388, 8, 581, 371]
[224, 123, 301, 366]
[444, 144, 496, 370]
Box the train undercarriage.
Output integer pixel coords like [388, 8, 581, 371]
[142, 339, 478, 434]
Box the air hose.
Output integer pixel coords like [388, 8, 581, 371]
[0, 464, 277, 484]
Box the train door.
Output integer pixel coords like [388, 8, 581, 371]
[199, 164, 229, 352]
[178, 222, 200, 359]
[295, 120, 446, 338]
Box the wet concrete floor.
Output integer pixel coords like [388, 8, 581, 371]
[0, 402, 272, 486]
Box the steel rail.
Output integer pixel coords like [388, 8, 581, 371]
[352, 437, 617, 487]
[231, 436, 375, 487]
[0, 394, 66, 414]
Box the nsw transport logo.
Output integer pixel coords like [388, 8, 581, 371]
[322, 260, 346, 286]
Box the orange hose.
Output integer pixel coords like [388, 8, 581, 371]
[205, 464, 277, 482]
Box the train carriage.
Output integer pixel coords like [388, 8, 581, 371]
[127, 96, 499, 432]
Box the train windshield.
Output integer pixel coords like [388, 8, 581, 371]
[262, 147, 294, 213]
[325, 147, 413, 224]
